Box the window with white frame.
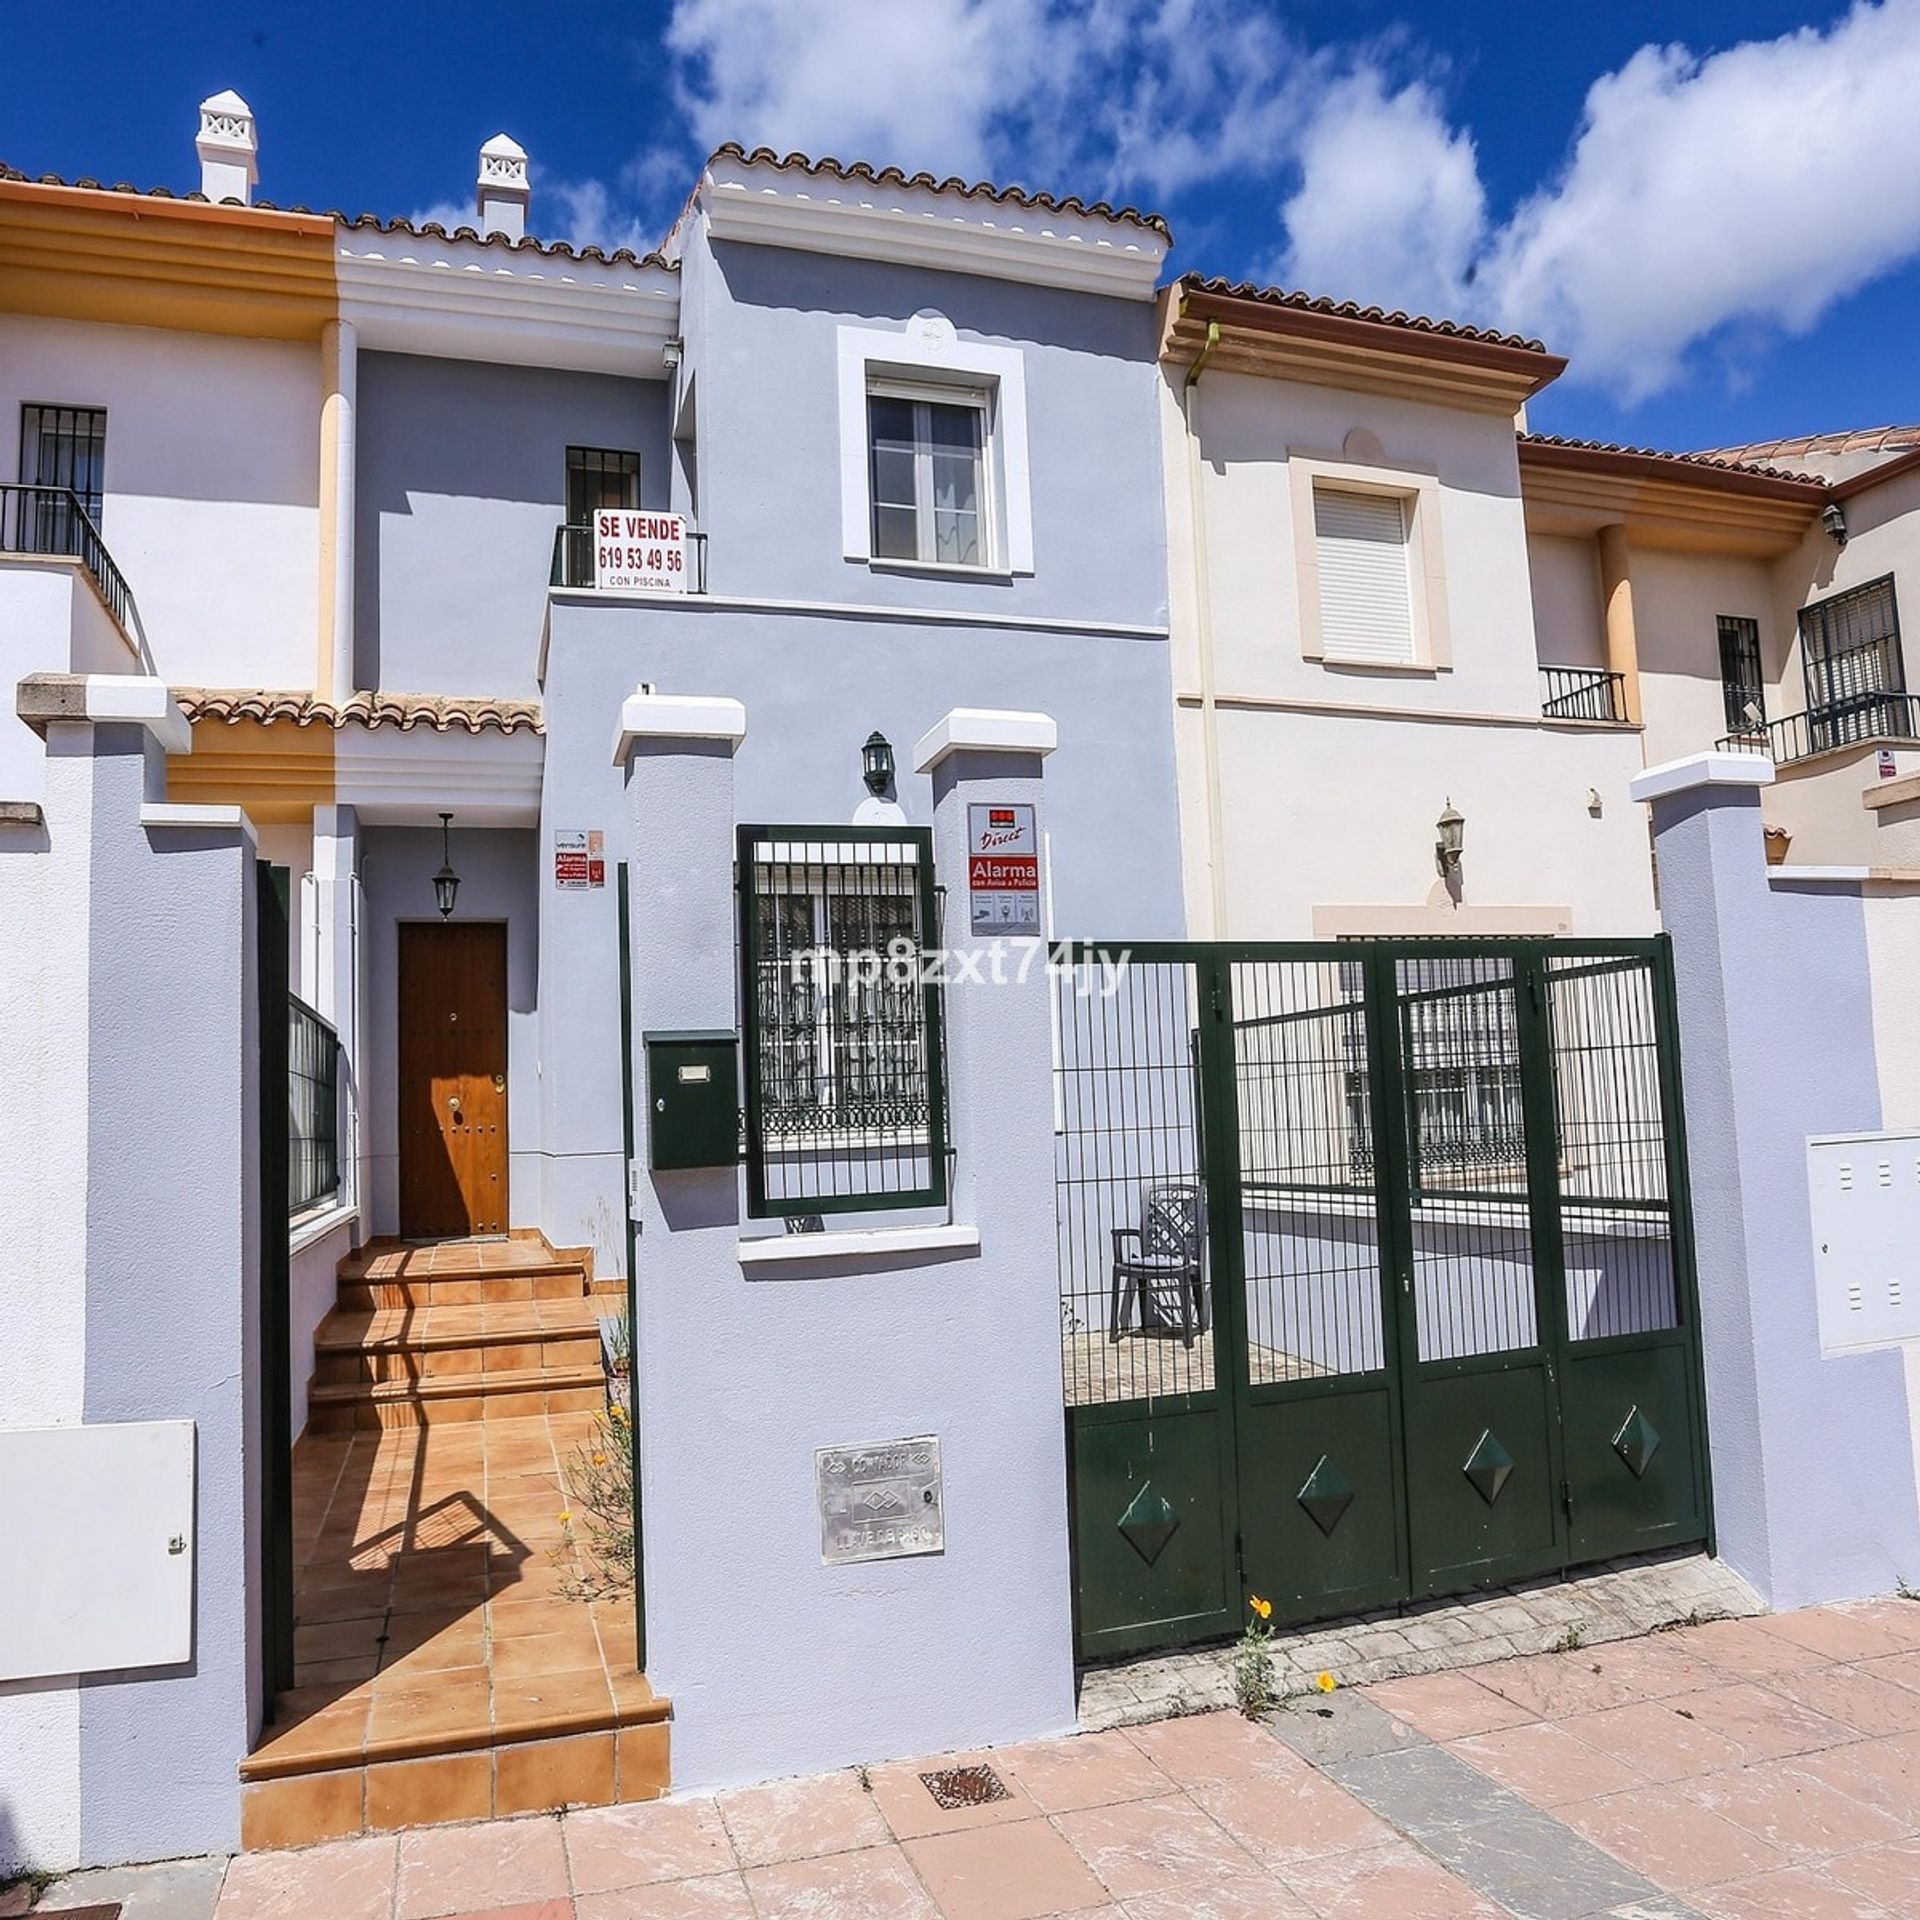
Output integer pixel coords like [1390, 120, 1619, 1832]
[867, 386, 988, 567]
[1312, 483, 1416, 666]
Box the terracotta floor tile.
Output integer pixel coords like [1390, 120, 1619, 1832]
[214, 1834, 396, 1920]
[1676, 1683, 1860, 1763]
[1828, 1837, 1920, 1911]
[1448, 1720, 1642, 1806]
[365, 1683, 493, 1756]
[1280, 1839, 1507, 1919]
[564, 1798, 735, 1894]
[1363, 1670, 1536, 1741]
[1560, 1784, 1791, 1890]
[745, 1848, 938, 1919]
[1474, 1650, 1647, 1719]
[1692, 1866, 1900, 1919]
[995, 1731, 1173, 1814]
[1121, 1877, 1314, 1920]
[717, 1769, 892, 1867]
[394, 1814, 572, 1920]
[1123, 1710, 1304, 1786]
[865, 1753, 1042, 1841]
[1758, 1609, 1920, 1665]
[492, 1672, 616, 1735]
[1053, 1794, 1257, 1899]
[905, 1814, 1108, 1920]
[574, 1875, 755, 1919]
[1682, 1755, 1908, 1858]
[1186, 1769, 1393, 1871]
[1554, 1696, 1751, 1783]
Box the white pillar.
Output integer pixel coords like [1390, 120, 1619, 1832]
[319, 320, 357, 705]
[311, 804, 361, 1214]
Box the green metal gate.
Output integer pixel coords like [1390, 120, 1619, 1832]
[1055, 938, 1712, 1659]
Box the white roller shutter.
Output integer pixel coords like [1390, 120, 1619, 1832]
[1313, 485, 1415, 664]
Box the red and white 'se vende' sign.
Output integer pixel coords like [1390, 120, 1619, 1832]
[592, 509, 691, 593]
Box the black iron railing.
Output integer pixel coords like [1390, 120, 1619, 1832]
[289, 995, 341, 1216]
[1540, 666, 1630, 723]
[1717, 692, 1920, 764]
[550, 520, 709, 593]
[0, 483, 133, 630]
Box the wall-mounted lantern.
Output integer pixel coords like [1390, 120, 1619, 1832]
[1435, 800, 1465, 877]
[433, 811, 461, 919]
[862, 731, 895, 796]
[1822, 500, 1849, 548]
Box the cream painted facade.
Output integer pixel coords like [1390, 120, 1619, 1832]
[1160, 310, 1657, 940]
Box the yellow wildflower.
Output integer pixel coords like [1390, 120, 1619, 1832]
[1249, 1595, 1273, 1621]
[558, 1510, 573, 1525]
[1315, 1672, 1338, 1694]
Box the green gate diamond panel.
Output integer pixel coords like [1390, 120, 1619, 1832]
[1612, 1405, 1662, 1479]
[1116, 1481, 1181, 1567]
[1296, 1454, 1357, 1538]
[1463, 1429, 1516, 1507]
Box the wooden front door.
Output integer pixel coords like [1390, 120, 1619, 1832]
[398, 923, 509, 1237]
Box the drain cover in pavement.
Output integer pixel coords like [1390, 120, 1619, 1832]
[920, 1764, 1011, 1809]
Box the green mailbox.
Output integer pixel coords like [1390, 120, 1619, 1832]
[643, 1030, 739, 1172]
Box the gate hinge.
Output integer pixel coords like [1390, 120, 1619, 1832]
[1561, 1477, 1574, 1519]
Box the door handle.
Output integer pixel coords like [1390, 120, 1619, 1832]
[448, 1095, 463, 1119]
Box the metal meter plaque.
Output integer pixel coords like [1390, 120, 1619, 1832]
[815, 1435, 945, 1565]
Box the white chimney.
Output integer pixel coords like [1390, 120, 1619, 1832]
[196, 90, 258, 205]
[477, 134, 530, 240]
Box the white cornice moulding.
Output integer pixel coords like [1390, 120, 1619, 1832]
[334, 727, 544, 827]
[84, 676, 193, 756]
[914, 707, 1058, 772]
[701, 165, 1167, 301]
[737, 1223, 981, 1267]
[336, 244, 680, 376]
[613, 693, 748, 762]
[141, 802, 257, 845]
[1629, 752, 1776, 804]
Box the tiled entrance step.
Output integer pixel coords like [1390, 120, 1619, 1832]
[337, 1235, 622, 1311]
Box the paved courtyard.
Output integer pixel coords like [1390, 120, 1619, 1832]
[24, 1595, 1920, 1920]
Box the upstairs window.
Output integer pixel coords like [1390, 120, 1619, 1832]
[1312, 483, 1415, 666]
[867, 387, 987, 568]
[566, 446, 640, 525]
[20, 405, 107, 523]
[1717, 615, 1765, 736]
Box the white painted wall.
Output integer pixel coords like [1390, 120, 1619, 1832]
[1630, 548, 1778, 767]
[289, 1213, 355, 1439]
[0, 564, 141, 803]
[1526, 533, 1606, 671]
[0, 316, 320, 690]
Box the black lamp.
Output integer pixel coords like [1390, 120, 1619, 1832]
[1823, 500, 1849, 548]
[1435, 800, 1465, 876]
[861, 731, 895, 796]
[433, 811, 461, 919]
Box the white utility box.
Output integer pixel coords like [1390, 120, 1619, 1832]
[0, 1419, 196, 1681]
[1808, 1130, 1920, 1356]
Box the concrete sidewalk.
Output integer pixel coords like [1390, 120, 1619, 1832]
[24, 1596, 1920, 1920]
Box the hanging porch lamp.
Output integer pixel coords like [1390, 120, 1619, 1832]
[433, 811, 461, 918]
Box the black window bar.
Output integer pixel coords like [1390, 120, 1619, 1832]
[288, 993, 341, 1216]
[1800, 574, 1912, 753]
[738, 825, 948, 1217]
[1717, 615, 1766, 737]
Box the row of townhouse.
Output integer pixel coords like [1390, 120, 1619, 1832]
[6, 90, 1920, 1870]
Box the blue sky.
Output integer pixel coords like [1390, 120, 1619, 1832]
[8, 0, 1920, 454]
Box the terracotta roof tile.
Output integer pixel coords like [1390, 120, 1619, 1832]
[710, 143, 1172, 239]
[1177, 273, 1551, 354]
[175, 688, 544, 736]
[1697, 424, 1920, 464]
[1519, 431, 1824, 487]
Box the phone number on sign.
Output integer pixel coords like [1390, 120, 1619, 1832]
[598, 544, 685, 574]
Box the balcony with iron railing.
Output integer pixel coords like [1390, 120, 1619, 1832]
[1540, 666, 1631, 724]
[550, 520, 709, 595]
[1, 483, 136, 633]
[1718, 692, 1920, 765]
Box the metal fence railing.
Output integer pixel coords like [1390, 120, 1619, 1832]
[1717, 691, 1920, 764]
[0, 482, 134, 631]
[289, 995, 341, 1216]
[550, 520, 709, 593]
[1539, 666, 1630, 723]
[737, 825, 947, 1218]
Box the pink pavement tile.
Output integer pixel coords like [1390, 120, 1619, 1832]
[1557, 1698, 1752, 1784]
[1856, 1648, 1920, 1700]
[1362, 1670, 1536, 1741]
[1280, 1840, 1508, 1920]
[1123, 1709, 1305, 1787]
[1829, 1838, 1920, 1910]
[1052, 1793, 1258, 1900]
[1692, 1867, 1899, 1920]
[1757, 1608, 1920, 1665]
[1763, 1660, 1920, 1738]
[1559, 1785, 1792, 1891]
[396, 1816, 572, 1920]
[215, 1835, 398, 1920]
[1835, 1598, 1920, 1651]
[1576, 1635, 1726, 1701]
[864, 1753, 1043, 1841]
[563, 1797, 736, 1895]
[1447, 1721, 1642, 1806]
[574, 1875, 755, 1920]
[715, 1768, 892, 1868]
[1122, 1876, 1316, 1920]
[1473, 1650, 1648, 1720]
[1676, 1618, 1834, 1679]
[994, 1730, 1174, 1814]
[744, 1846, 939, 1920]
[1681, 1755, 1908, 1858]
[902, 1814, 1108, 1920]
[1672, 1683, 1860, 1764]
[1787, 1729, 1920, 1827]
[433, 1906, 571, 1920]
[1184, 1769, 1394, 1872]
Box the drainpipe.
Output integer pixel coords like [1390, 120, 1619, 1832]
[1180, 317, 1228, 938]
